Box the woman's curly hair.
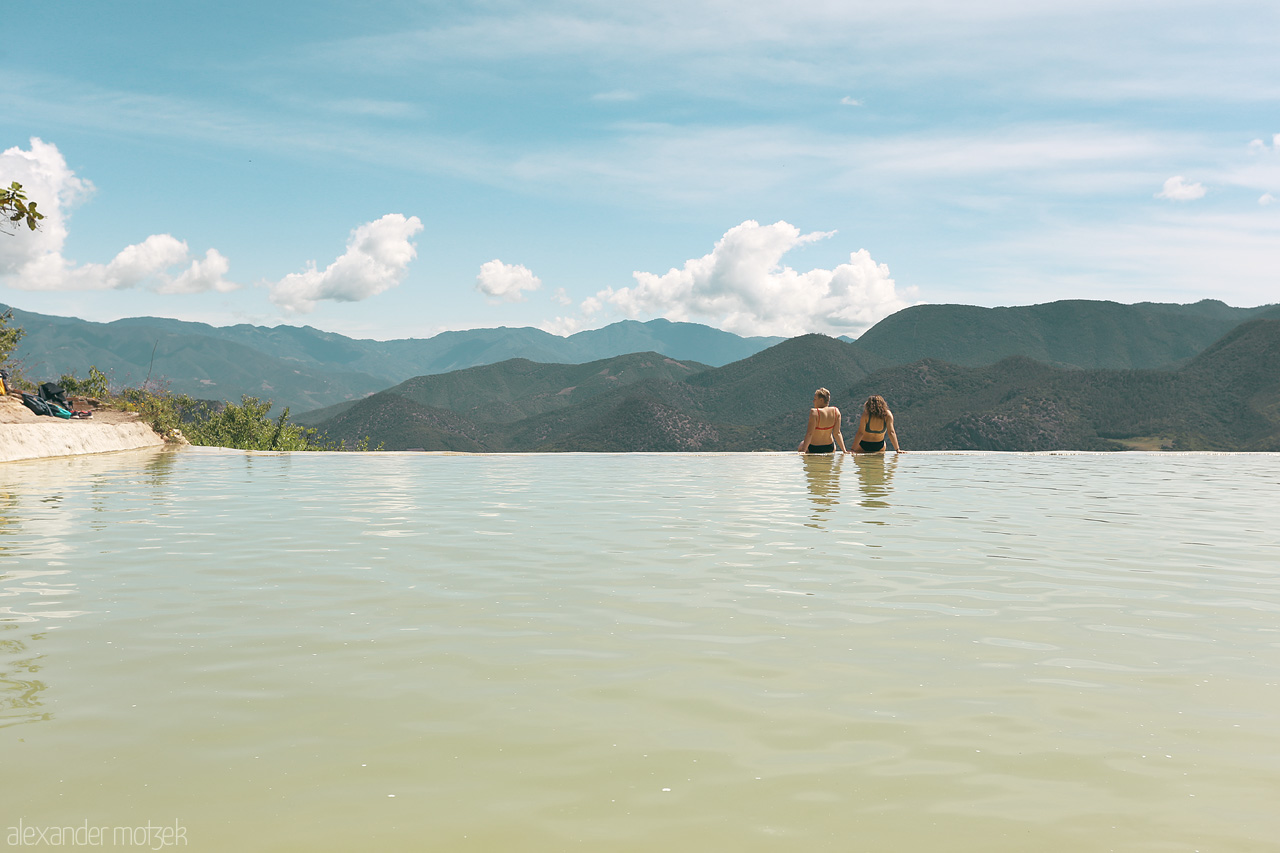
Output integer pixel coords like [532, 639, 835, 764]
[863, 395, 889, 420]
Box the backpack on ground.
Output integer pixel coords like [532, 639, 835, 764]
[38, 382, 71, 408]
[22, 393, 72, 419]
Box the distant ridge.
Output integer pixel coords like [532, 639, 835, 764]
[832, 318, 1280, 451]
[3, 305, 781, 413]
[299, 352, 708, 438]
[8, 298, 1277, 448]
[853, 299, 1276, 368]
[311, 321, 1280, 452]
[685, 334, 888, 424]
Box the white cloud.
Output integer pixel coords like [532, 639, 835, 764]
[0, 137, 92, 279]
[1249, 134, 1280, 153]
[592, 90, 639, 102]
[1260, 193, 1276, 206]
[0, 138, 237, 294]
[552, 286, 572, 305]
[1156, 175, 1207, 201]
[840, 96, 862, 106]
[101, 234, 190, 288]
[475, 259, 542, 303]
[269, 214, 424, 313]
[539, 315, 584, 336]
[164, 248, 235, 294]
[581, 220, 916, 337]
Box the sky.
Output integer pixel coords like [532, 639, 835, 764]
[2, 0, 1278, 341]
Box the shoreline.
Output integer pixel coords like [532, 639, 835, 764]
[0, 394, 168, 463]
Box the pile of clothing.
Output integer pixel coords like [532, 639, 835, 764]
[20, 382, 93, 419]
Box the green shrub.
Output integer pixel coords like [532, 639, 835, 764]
[113, 386, 194, 438]
[2, 311, 376, 450]
[184, 395, 323, 451]
[0, 309, 26, 387]
[57, 366, 112, 398]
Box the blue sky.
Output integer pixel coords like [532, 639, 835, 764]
[3, 0, 1278, 340]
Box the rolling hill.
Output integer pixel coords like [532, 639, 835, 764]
[8, 297, 1277, 448]
[830, 318, 1280, 451]
[852, 299, 1277, 368]
[3, 305, 781, 413]
[312, 321, 1280, 452]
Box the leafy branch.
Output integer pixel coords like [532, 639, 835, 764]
[1, 182, 44, 234]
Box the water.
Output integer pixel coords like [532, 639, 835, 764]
[2, 448, 1278, 851]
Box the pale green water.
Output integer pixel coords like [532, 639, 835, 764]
[1, 449, 1278, 852]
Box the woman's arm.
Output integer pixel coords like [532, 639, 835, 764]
[886, 413, 902, 452]
[798, 408, 819, 452]
[849, 413, 866, 452]
[834, 409, 847, 453]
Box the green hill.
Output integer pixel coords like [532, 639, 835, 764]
[853, 299, 1276, 368]
[11, 298, 1276, 450]
[310, 352, 713, 450]
[4, 304, 780, 413]
[313, 391, 488, 452]
[5, 307, 389, 412]
[313, 322, 1280, 453]
[686, 334, 889, 424]
[370, 352, 708, 424]
[838, 319, 1280, 451]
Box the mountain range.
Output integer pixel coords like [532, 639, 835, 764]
[6, 297, 1279, 451]
[307, 317, 1280, 453]
[10, 298, 1274, 415]
[3, 305, 783, 412]
[853, 299, 1279, 368]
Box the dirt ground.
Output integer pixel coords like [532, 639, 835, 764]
[0, 391, 144, 426]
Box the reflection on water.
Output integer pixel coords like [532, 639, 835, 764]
[0, 449, 1277, 852]
[801, 453, 901, 528]
[0, 448, 178, 728]
[800, 453, 842, 527]
[852, 452, 897, 514]
[0, 626, 48, 728]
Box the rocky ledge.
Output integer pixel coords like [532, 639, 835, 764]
[0, 393, 168, 463]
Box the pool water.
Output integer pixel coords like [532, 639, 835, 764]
[2, 449, 1278, 851]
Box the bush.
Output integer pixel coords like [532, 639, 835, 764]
[184, 395, 324, 451]
[57, 366, 111, 399]
[9, 324, 377, 450]
[0, 309, 26, 387]
[114, 386, 195, 438]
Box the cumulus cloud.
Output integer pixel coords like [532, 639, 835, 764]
[540, 315, 584, 336]
[0, 137, 90, 282]
[581, 220, 916, 337]
[0, 138, 237, 293]
[164, 248, 235, 294]
[1156, 175, 1207, 201]
[474, 259, 542, 303]
[1261, 193, 1276, 206]
[1248, 134, 1280, 153]
[840, 96, 863, 106]
[269, 214, 424, 313]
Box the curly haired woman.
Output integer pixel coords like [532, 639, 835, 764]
[851, 395, 902, 454]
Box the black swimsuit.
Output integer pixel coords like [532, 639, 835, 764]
[860, 416, 887, 452]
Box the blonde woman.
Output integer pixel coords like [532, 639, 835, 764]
[852, 395, 902, 454]
[798, 388, 846, 455]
